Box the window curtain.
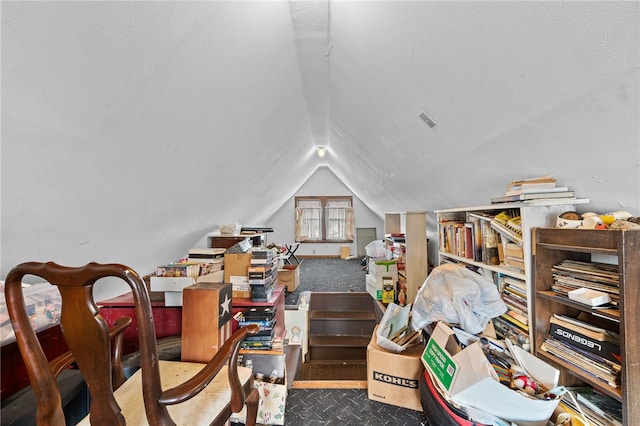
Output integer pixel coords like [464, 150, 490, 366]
[295, 202, 321, 241]
[325, 206, 354, 241]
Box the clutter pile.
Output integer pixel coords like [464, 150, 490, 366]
[557, 209, 640, 230]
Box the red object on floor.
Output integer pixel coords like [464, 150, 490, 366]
[420, 369, 491, 426]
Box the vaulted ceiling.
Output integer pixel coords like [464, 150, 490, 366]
[2, 1, 638, 277]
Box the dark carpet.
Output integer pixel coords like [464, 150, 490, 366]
[284, 257, 366, 306]
[281, 257, 428, 426]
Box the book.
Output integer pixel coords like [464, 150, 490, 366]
[242, 307, 276, 319]
[503, 256, 525, 271]
[505, 186, 569, 196]
[187, 247, 225, 260]
[491, 191, 576, 204]
[506, 175, 556, 190]
[541, 338, 619, 388]
[549, 316, 620, 363]
[572, 387, 623, 425]
[551, 314, 620, 343]
[156, 263, 201, 278]
[472, 217, 483, 262]
[463, 223, 473, 259]
[505, 309, 528, 326]
[504, 243, 524, 259]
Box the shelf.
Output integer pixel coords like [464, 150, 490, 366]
[536, 350, 622, 401]
[439, 252, 526, 280]
[536, 290, 619, 322]
[533, 228, 640, 424]
[436, 201, 584, 353]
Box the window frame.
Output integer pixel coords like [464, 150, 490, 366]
[294, 196, 354, 243]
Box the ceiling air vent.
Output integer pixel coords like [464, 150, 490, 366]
[419, 111, 436, 128]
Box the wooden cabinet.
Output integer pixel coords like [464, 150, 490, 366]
[532, 228, 640, 423]
[181, 282, 233, 363]
[435, 200, 587, 351]
[383, 211, 428, 304]
[208, 233, 265, 249]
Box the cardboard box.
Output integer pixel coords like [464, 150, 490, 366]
[368, 258, 398, 280]
[278, 264, 300, 292]
[224, 253, 252, 282]
[422, 322, 561, 426]
[367, 325, 424, 411]
[340, 246, 351, 259]
[181, 282, 233, 362]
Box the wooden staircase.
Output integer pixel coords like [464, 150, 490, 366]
[292, 292, 383, 389]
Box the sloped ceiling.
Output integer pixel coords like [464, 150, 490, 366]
[1, 1, 638, 278]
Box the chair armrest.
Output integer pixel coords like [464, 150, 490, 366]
[158, 324, 260, 405]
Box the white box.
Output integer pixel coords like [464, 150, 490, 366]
[368, 258, 398, 280]
[422, 322, 561, 426]
[568, 288, 611, 306]
[150, 276, 195, 292]
[164, 291, 183, 307]
[366, 274, 382, 300]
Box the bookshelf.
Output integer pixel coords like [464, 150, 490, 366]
[435, 200, 588, 352]
[383, 212, 428, 305]
[232, 284, 286, 355]
[532, 228, 640, 423]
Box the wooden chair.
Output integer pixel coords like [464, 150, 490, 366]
[4, 261, 260, 425]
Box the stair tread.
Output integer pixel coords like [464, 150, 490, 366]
[309, 311, 376, 320]
[309, 335, 371, 346]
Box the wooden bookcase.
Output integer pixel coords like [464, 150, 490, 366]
[532, 228, 640, 423]
[435, 200, 588, 351]
[383, 211, 428, 304]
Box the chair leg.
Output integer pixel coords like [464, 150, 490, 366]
[244, 387, 259, 426]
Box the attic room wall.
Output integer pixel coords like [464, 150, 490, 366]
[325, 1, 639, 219]
[0, 1, 319, 301]
[266, 165, 383, 258]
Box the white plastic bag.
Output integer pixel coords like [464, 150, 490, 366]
[411, 264, 507, 334]
[365, 240, 386, 258]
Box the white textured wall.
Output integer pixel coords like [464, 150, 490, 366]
[2, 1, 638, 300]
[266, 165, 384, 257]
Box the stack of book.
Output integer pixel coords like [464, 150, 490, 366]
[491, 175, 576, 204]
[541, 313, 621, 389]
[438, 211, 494, 264]
[502, 242, 525, 273]
[550, 260, 619, 307]
[237, 307, 281, 351]
[156, 262, 201, 278]
[563, 386, 623, 426]
[248, 248, 277, 302]
[493, 276, 531, 351]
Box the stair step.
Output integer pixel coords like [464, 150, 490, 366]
[309, 318, 376, 336]
[309, 335, 371, 347]
[309, 311, 376, 321]
[308, 334, 370, 361]
[309, 292, 376, 313]
[309, 345, 367, 361]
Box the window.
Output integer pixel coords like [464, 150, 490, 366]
[295, 196, 354, 242]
